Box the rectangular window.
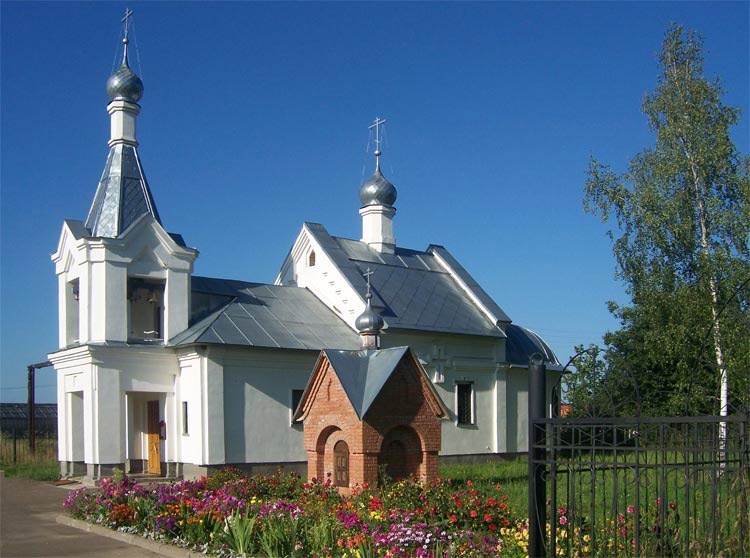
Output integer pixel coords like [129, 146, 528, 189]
[291, 389, 304, 425]
[456, 382, 474, 425]
[182, 401, 189, 435]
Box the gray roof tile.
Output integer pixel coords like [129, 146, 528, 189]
[170, 277, 360, 351]
[505, 324, 560, 366]
[324, 347, 410, 418]
[85, 144, 161, 238]
[304, 223, 506, 338]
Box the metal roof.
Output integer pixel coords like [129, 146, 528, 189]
[85, 144, 161, 238]
[169, 276, 360, 351]
[324, 346, 410, 419]
[0, 403, 58, 420]
[304, 223, 507, 338]
[505, 324, 560, 367]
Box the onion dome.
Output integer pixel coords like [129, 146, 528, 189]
[355, 292, 384, 334]
[106, 39, 143, 103]
[359, 166, 397, 206]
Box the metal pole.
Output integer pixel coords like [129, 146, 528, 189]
[27, 365, 35, 453]
[528, 354, 547, 558]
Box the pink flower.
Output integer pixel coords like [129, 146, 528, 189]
[627, 505, 635, 514]
[559, 515, 568, 525]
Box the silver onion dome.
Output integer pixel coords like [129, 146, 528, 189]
[358, 166, 397, 206]
[355, 294, 384, 334]
[106, 40, 143, 103]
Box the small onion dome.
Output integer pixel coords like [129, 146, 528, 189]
[106, 44, 143, 103]
[355, 295, 384, 334]
[358, 167, 397, 207]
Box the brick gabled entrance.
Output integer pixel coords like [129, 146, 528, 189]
[294, 347, 448, 490]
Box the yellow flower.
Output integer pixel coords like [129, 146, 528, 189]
[583, 534, 591, 543]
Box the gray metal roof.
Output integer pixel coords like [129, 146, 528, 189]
[85, 144, 161, 238]
[304, 223, 507, 338]
[324, 346, 410, 419]
[505, 324, 560, 367]
[169, 276, 360, 351]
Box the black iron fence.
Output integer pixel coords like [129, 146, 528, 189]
[533, 415, 749, 558]
[0, 429, 58, 465]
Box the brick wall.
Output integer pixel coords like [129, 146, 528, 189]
[303, 352, 443, 488]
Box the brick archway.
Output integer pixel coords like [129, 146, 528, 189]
[312, 425, 342, 481]
[378, 425, 423, 483]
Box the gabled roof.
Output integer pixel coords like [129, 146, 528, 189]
[303, 223, 508, 338]
[85, 144, 161, 238]
[294, 346, 449, 421]
[169, 276, 360, 351]
[326, 347, 409, 419]
[505, 324, 561, 368]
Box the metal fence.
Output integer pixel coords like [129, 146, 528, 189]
[534, 415, 749, 558]
[0, 429, 58, 465]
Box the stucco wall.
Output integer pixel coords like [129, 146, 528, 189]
[221, 347, 318, 464]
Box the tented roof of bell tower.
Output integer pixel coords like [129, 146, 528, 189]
[84, 144, 161, 238]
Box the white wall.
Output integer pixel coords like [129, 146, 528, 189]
[220, 347, 318, 464]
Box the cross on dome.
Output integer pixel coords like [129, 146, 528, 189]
[369, 117, 387, 171]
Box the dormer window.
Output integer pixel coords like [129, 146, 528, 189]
[308, 250, 316, 267]
[127, 277, 165, 342]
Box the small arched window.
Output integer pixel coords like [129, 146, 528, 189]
[334, 440, 349, 487]
[308, 250, 316, 267]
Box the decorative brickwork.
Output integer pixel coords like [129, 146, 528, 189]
[298, 349, 447, 489]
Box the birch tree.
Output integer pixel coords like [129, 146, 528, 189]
[584, 25, 750, 418]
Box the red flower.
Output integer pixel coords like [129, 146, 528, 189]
[449, 514, 457, 523]
[669, 502, 676, 511]
[470, 510, 478, 518]
[489, 524, 497, 531]
[484, 514, 492, 523]
[455, 499, 463, 508]
[467, 480, 473, 488]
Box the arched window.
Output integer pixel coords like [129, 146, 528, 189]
[334, 440, 349, 487]
[308, 250, 316, 267]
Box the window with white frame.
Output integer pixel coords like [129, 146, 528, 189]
[455, 382, 474, 425]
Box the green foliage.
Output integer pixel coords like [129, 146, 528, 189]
[221, 508, 256, 557]
[206, 465, 247, 490]
[256, 510, 302, 557]
[583, 24, 750, 416]
[0, 460, 60, 481]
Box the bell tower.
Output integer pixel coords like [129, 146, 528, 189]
[52, 9, 197, 347]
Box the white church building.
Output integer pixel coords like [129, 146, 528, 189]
[50, 23, 562, 480]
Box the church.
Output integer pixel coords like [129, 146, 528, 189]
[49, 20, 562, 482]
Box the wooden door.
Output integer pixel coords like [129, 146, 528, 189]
[334, 440, 349, 487]
[147, 400, 161, 475]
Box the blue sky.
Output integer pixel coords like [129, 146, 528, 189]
[1, 2, 748, 403]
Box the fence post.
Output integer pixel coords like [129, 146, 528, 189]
[12, 426, 18, 464]
[528, 353, 547, 558]
[28, 365, 36, 453]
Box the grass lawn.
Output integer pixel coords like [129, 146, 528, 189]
[440, 460, 529, 518]
[0, 460, 60, 481]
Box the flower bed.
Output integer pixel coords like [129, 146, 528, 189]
[64, 468, 531, 557]
[63, 468, 692, 557]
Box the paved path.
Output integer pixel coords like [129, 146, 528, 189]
[0, 475, 164, 558]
